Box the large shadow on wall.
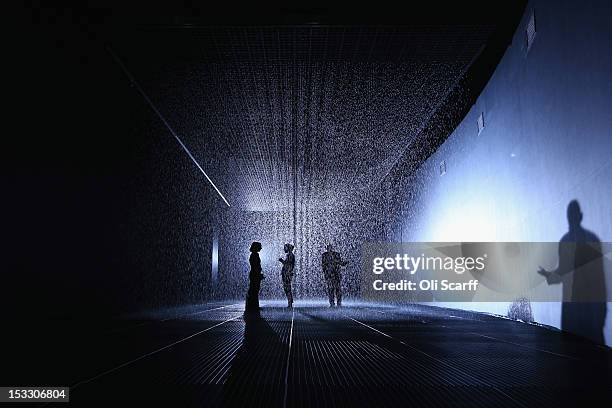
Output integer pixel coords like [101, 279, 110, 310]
[539, 200, 608, 344]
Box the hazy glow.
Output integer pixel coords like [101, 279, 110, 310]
[212, 238, 219, 284]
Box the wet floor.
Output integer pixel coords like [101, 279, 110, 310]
[3, 301, 610, 407]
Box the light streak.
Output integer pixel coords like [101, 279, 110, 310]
[107, 47, 231, 207]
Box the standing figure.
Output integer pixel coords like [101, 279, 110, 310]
[278, 243, 295, 308]
[245, 241, 265, 313]
[322, 244, 348, 307]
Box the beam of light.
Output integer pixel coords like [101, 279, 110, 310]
[107, 47, 231, 207]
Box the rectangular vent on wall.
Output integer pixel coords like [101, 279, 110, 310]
[526, 10, 536, 52]
[439, 160, 446, 176]
[477, 112, 485, 134]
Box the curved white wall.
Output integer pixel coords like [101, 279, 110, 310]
[402, 0, 612, 344]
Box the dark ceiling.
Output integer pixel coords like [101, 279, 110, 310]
[111, 25, 497, 211]
[18, 1, 527, 212]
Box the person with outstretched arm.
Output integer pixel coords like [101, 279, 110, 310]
[322, 244, 348, 307]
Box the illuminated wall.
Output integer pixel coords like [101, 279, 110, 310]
[400, 0, 612, 344]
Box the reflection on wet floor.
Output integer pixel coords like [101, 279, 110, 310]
[2, 301, 610, 407]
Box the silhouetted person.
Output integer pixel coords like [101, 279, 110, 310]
[278, 243, 295, 308]
[322, 244, 348, 307]
[245, 241, 264, 313]
[538, 200, 607, 344]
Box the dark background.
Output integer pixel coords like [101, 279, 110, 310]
[3, 1, 526, 320]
